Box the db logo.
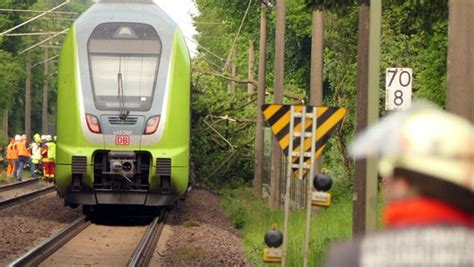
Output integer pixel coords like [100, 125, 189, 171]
[115, 135, 130, 146]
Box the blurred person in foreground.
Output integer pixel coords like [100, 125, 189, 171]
[325, 102, 473, 267]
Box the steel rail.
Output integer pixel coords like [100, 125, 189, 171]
[0, 186, 55, 210]
[9, 215, 90, 267]
[128, 213, 168, 267]
[0, 178, 40, 193]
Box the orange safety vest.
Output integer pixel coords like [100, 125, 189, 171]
[7, 143, 18, 160]
[17, 141, 28, 157]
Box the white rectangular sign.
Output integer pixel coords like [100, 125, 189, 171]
[385, 68, 412, 110]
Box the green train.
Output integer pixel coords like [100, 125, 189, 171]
[56, 0, 190, 213]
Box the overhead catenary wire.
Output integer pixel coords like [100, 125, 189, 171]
[185, 36, 226, 62]
[0, 1, 70, 36]
[5, 31, 67, 37]
[222, 0, 253, 72]
[33, 55, 59, 68]
[19, 29, 69, 54]
[0, 8, 77, 15]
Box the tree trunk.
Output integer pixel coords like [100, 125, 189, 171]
[228, 47, 237, 94]
[2, 111, 8, 138]
[447, 0, 473, 122]
[254, 5, 268, 198]
[42, 47, 49, 134]
[247, 39, 255, 95]
[25, 54, 32, 138]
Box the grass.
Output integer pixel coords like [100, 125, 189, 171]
[221, 187, 355, 266]
[175, 247, 203, 261]
[183, 218, 202, 227]
[0, 169, 33, 185]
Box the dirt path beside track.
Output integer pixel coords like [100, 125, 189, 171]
[150, 189, 251, 266]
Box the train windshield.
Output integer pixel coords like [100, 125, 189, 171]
[88, 23, 161, 111]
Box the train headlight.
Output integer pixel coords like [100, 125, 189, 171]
[144, 115, 160, 135]
[86, 114, 101, 134]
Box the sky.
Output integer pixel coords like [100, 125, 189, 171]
[153, 0, 198, 55]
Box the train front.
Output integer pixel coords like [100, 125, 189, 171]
[56, 0, 190, 209]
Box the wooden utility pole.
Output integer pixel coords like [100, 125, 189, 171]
[353, 0, 382, 235]
[353, 0, 370, 236]
[310, 6, 324, 106]
[254, 4, 268, 198]
[25, 54, 32, 138]
[247, 39, 255, 95]
[366, 0, 381, 233]
[228, 47, 237, 94]
[270, 0, 286, 210]
[353, 0, 381, 235]
[42, 47, 49, 134]
[310, 5, 324, 177]
[2, 111, 8, 138]
[447, 0, 473, 122]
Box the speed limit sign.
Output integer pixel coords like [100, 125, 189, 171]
[385, 68, 412, 110]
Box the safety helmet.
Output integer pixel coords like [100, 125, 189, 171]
[34, 133, 41, 143]
[349, 101, 473, 213]
[41, 135, 46, 142]
[14, 135, 21, 141]
[21, 134, 27, 140]
[45, 135, 52, 142]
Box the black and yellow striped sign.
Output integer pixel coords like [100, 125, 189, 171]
[262, 104, 347, 172]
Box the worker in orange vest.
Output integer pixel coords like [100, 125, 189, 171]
[16, 134, 29, 181]
[6, 138, 17, 179]
[12, 135, 21, 179]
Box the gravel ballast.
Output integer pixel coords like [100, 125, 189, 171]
[0, 193, 82, 266]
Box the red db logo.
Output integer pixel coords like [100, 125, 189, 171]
[115, 135, 130, 146]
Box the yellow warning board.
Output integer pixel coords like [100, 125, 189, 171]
[262, 104, 346, 174]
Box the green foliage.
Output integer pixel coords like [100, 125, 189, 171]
[192, 0, 450, 188]
[191, 69, 257, 186]
[220, 187, 353, 266]
[0, 0, 92, 136]
[221, 194, 248, 229]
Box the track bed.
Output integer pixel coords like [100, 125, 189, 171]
[40, 224, 147, 266]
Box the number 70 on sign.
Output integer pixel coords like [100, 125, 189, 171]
[385, 68, 412, 111]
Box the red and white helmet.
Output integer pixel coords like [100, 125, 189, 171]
[349, 101, 473, 213]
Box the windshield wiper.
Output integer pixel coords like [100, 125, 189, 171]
[117, 59, 129, 120]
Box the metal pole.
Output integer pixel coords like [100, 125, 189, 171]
[254, 4, 268, 198]
[303, 108, 317, 267]
[282, 106, 295, 267]
[42, 47, 49, 134]
[366, 0, 381, 232]
[353, 0, 370, 236]
[270, 0, 286, 210]
[446, 0, 474, 122]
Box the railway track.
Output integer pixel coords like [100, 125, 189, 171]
[10, 212, 168, 267]
[0, 178, 55, 210]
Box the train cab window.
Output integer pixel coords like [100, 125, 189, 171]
[88, 23, 161, 111]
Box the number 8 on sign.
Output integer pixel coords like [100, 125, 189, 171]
[385, 68, 412, 110]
